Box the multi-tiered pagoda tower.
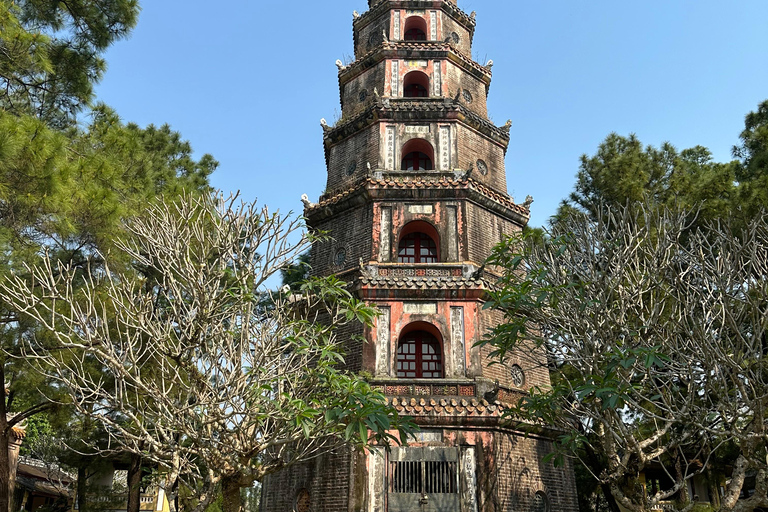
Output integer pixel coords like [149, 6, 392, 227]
[261, 2, 578, 511]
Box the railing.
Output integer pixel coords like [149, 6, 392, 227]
[371, 379, 476, 398]
[84, 491, 159, 511]
[374, 263, 467, 278]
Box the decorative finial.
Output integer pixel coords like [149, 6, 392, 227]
[502, 119, 512, 134]
[320, 119, 331, 133]
[464, 164, 474, 180]
[454, 90, 462, 102]
[523, 195, 534, 208]
[486, 59, 494, 68]
[301, 194, 314, 208]
[470, 11, 477, 20]
[382, 29, 388, 41]
[335, 59, 345, 71]
[366, 162, 372, 172]
[358, 257, 371, 278]
[353, 10, 359, 19]
[373, 87, 380, 98]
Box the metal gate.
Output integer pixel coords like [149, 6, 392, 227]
[388, 447, 460, 512]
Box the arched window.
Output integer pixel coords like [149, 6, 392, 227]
[398, 220, 440, 263]
[403, 16, 428, 41]
[400, 138, 434, 171]
[403, 71, 429, 98]
[397, 331, 443, 378]
[398, 233, 437, 263]
[404, 28, 426, 41]
[402, 152, 432, 170]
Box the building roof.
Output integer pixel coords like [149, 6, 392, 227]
[388, 396, 503, 418]
[308, 176, 529, 219]
[359, 274, 486, 289]
[340, 41, 491, 84]
[16, 459, 74, 498]
[326, 100, 510, 148]
[354, 1, 476, 34]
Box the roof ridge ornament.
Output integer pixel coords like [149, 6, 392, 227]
[300, 194, 314, 209]
[523, 195, 534, 209]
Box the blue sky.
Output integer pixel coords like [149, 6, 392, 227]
[94, 0, 768, 228]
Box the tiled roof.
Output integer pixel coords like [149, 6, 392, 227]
[307, 176, 529, 218]
[341, 41, 489, 81]
[388, 396, 503, 418]
[326, 100, 509, 145]
[356, 1, 476, 32]
[360, 275, 486, 289]
[379, 100, 508, 141]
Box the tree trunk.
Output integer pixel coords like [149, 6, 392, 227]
[582, 439, 621, 512]
[600, 482, 622, 512]
[221, 476, 242, 512]
[721, 454, 748, 511]
[126, 452, 143, 512]
[0, 365, 12, 512]
[77, 464, 89, 512]
[675, 455, 690, 505]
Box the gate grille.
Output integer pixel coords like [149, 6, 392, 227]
[390, 460, 457, 494]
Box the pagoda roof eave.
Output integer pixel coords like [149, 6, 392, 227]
[323, 100, 510, 150]
[354, 1, 477, 37]
[303, 176, 530, 226]
[339, 41, 491, 86]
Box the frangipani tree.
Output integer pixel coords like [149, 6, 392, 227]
[1, 194, 412, 512]
[482, 204, 768, 512]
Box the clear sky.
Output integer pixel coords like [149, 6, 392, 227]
[94, 0, 768, 228]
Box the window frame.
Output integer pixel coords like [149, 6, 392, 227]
[396, 331, 443, 379]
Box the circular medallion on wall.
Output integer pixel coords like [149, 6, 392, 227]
[346, 160, 358, 176]
[510, 364, 525, 388]
[368, 32, 379, 49]
[334, 247, 347, 268]
[476, 159, 488, 176]
[531, 491, 550, 512]
[359, 89, 368, 102]
[451, 32, 460, 44]
[294, 488, 310, 512]
[462, 89, 473, 103]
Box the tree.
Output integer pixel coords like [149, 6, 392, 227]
[2, 3, 218, 510]
[482, 204, 768, 512]
[0, 0, 139, 126]
[561, 133, 736, 228]
[733, 100, 768, 218]
[0, 194, 413, 512]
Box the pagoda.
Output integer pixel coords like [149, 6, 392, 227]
[260, 2, 578, 511]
